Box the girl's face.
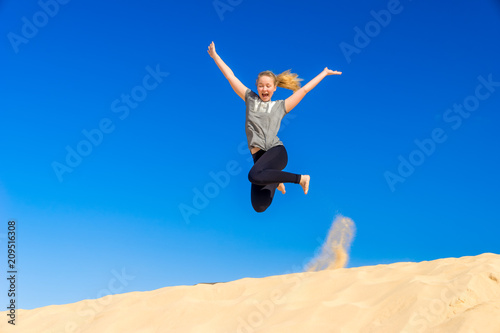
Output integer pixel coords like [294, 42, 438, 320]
[257, 75, 277, 102]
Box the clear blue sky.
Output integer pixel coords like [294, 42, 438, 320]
[1, 0, 499, 310]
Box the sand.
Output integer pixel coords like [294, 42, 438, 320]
[306, 215, 356, 271]
[2, 252, 500, 332]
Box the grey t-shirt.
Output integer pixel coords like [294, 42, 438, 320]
[245, 88, 287, 151]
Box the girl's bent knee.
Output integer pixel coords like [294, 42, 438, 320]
[253, 204, 269, 213]
[248, 170, 262, 184]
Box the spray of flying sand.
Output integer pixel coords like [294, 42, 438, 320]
[305, 215, 356, 271]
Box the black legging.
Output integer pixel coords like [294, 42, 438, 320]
[248, 145, 301, 213]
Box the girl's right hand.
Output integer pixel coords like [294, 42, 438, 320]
[207, 41, 217, 58]
[324, 67, 342, 75]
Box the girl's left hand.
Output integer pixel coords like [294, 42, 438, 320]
[324, 67, 342, 75]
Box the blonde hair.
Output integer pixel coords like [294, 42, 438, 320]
[256, 69, 303, 92]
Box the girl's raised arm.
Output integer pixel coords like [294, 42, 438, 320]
[284, 67, 341, 113]
[208, 42, 248, 101]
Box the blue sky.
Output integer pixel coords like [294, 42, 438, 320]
[1, 0, 499, 310]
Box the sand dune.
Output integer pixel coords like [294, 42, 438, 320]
[2, 253, 500, 332]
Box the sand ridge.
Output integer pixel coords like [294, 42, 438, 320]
[1, 253, 500, 332]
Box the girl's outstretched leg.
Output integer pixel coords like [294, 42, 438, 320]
[248, 145, 300, 185]
[248, 145, 308, 212]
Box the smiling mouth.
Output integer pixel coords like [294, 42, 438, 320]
[262, 92, 269, 98]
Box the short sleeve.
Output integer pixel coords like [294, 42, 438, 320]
[245, 88, 253, 103]
[278, 100, 287, 118]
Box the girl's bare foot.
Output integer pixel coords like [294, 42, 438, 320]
[277, 183, 286, 194]
[300, 175, 310, 194]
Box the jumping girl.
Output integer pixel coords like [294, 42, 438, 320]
[207, 41, 341, 213]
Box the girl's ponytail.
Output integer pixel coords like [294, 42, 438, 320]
[276, 69, 303, 92]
